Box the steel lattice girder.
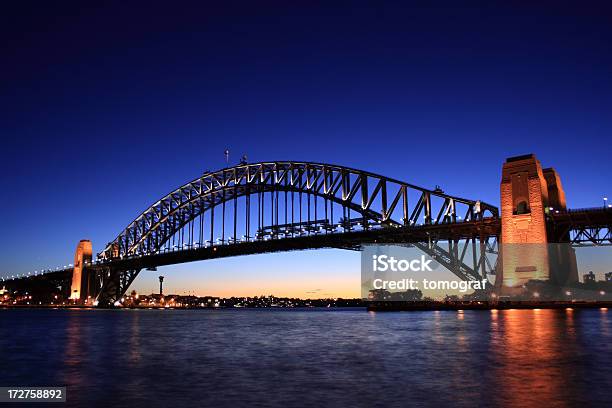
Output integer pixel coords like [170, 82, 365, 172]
[86, 162, 501, 305]
[100, 162, 498, 259]
[548, 207, 612, 246]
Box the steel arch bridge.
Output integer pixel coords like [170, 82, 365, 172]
[6, 156, 612, 307]
[84, 161, 499, 306]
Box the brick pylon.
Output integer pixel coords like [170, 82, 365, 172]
[497, 154, 577, 291]
[71, 240, 93, 301]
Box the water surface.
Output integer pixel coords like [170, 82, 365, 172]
[0, 308, 610, 407]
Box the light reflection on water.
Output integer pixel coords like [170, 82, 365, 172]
[0, 308, 610, 407]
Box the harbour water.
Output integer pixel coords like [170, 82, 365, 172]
[0, 308, 610, 407]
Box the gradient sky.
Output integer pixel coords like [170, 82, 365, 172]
[1, 1, 611, 297]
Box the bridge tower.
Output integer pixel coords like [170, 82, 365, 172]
[497, 154, 577, 291]
[70, 240, 93, 301]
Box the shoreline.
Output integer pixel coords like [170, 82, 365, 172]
[1, 301, 611, 311]
[0, 305, 365, 310]
[367, 300, 612, 311]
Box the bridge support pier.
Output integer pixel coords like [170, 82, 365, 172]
[497, 154, 577, 293]
[70, 240, 92, 302]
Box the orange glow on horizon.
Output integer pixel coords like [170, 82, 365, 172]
[133, 274, 361, 299]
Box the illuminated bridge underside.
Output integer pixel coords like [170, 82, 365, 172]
[88, 162, 499, 305]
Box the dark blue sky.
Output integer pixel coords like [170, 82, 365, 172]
[1, 1, 611, 288]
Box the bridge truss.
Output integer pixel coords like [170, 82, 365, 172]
[548, 208, 612, 246]
[87, 162, 498, 306]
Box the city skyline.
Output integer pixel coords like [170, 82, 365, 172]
[131, 249, 361, 299]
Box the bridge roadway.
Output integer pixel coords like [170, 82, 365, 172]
[2, 217, 501, 286]
[548, 207, 612, 245]
[4, 207, 610, 287]
[90, 217, 501, 272]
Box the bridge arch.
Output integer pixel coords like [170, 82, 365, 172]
[89, 162, 500, 306]
[100, 161, 497, 260]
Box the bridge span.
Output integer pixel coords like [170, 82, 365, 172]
[2, 155, 611, 307]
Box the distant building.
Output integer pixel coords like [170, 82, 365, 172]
[583, 271, 596, 283]
[605, 272, 612, 282]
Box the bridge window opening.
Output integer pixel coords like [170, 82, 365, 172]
[515, 200, 530, 215]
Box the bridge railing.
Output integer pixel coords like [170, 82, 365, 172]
[549, 206, 612, 214]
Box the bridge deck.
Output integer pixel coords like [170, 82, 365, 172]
[8, 208, 610, 285]
[88, 218, 501, 271]
[548, 207, 612, 245]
